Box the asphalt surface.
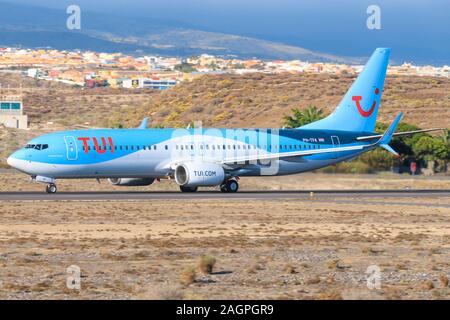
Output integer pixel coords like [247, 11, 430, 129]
[0, 189, 449, 203]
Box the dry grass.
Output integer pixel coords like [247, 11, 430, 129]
[144, 286, 184, 300]
[439, 274, 449, 288]
[306, 276, 321, 285]
[420, 280, 435, 291]
[118, 73, 450, 130]
[315, 289, 342, 300]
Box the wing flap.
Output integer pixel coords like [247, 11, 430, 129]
[221, 144, 367, 164]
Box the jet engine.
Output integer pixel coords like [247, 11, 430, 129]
[108, 178, 155, 186]
[174, 162, 225, 187]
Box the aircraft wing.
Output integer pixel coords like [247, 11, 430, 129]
[356, 128, 444, 141]
[221, 144, 370, 164]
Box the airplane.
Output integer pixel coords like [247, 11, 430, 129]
[7, 48, 442, 194]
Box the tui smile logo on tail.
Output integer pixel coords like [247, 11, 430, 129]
[352, 88, 380, 117]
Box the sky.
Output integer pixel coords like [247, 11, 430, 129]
[5, 0, 450, 64]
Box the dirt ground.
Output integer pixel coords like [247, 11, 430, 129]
[0, 172, 449, 300]
[1, 170, 449, 192]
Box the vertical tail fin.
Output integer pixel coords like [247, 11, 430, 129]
[301, 48, 390, 132]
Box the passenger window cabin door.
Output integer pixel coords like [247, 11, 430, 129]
[64, 136, 78, 160]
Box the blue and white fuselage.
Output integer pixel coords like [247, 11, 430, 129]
[8, 48, 435, 193]
[7, 127, 374, 179]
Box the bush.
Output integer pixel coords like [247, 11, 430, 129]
[179, 267, 197, 286]
[198, 255, 216, 274]
[283, 264, 297, 274]
[191, 106, 204, 113]
[282, 106, 324, 128]
[317, 161, 372, 174]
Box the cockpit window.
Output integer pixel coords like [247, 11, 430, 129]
[25, 144, 48, 150]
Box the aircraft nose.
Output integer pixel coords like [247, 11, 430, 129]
[7, 154, 17, 168]
[7, 151, 33, 174]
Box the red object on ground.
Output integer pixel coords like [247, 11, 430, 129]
[410, 161, 417, 175]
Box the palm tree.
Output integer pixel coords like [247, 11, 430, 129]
[283, 106, 325, 128]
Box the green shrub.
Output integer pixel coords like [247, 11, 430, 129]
[198, 255, 217, 274]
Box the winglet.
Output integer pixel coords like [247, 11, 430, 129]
[378, 112, 403, 157]
[138, 117, 149, 129]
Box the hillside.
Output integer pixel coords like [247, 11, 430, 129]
[115, 73, 450, 130]
[0, 1, 352, 62]
[3, 72, 450, 130]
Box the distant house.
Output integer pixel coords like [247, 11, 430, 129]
[48, 69, 60, 78]
[27, 68, 39, 78]
[84, 79, 108, 88]
[122, 78, 177, 90]
[0, 96, 28, 129]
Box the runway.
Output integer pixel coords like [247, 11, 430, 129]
[0, 189, 449, 202]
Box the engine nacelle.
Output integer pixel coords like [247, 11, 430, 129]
[174, 162, 225, 187]
[108, 178, 155, 186]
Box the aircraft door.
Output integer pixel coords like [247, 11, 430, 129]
[331, 135, 341, 159]
[331, 135, 340, 148]
[198, 142, 206, 160]
[64, 136, 78, 160]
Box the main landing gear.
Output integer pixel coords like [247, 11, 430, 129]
[220, 179, 239, 193]
[45, 183, 57, 194]
[179, 186, 198, 192]
[178, 179, 239, 193]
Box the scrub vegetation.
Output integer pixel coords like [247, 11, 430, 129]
[1, 71, 450, 131]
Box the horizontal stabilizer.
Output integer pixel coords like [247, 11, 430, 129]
[373, 112, 403, 157]
[380, 144, 399, 157]
[357, 128, 444, 141]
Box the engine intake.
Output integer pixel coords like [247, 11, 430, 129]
[108, 178, 155, 186]
[174, 162, 225, 187]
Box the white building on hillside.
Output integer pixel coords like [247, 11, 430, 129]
[0, 95, 28, 129]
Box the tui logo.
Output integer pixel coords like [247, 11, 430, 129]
[78, 137, 114, 154]
[352, 88, 380, 118]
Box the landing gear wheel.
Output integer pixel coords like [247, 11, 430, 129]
[226, 179, 239, 193]
[46, 184, 57, 194]
[180, 186, 198, 192]
[221, 179, 239, 193]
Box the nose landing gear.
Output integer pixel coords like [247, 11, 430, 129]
[220, 179, 239, 193]
[32, 176, 57, 194]
[45, 184, 57, 194]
